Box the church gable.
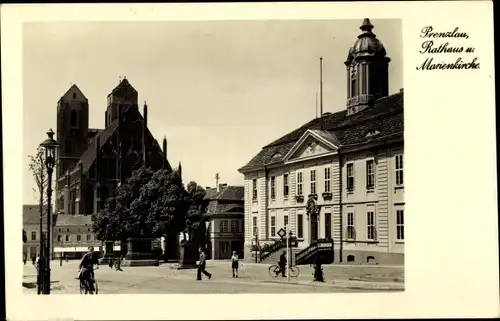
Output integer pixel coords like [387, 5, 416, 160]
[282, 130, 338, 164]
[60, 84, 88, 103]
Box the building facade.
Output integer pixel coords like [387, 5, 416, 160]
[23, 205, 55, 261]
[54, 78, 175, 217]
[238, 19, 404, 265]
[53, 214, 103, 259]
[204, 184, 245, 260]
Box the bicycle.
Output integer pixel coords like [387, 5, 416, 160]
[268, 264, 300, 278]
[79, 266, 99, 295]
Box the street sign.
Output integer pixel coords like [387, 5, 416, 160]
[277, 228, 286, 238]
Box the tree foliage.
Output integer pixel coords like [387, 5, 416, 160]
[28, 146, 55, 206]
[92, 167, 191, 242]
[184, 181, 207, 243]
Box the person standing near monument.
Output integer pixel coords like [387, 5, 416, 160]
[196, 247, 212, 280]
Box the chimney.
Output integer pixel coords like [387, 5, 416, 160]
[215, 173, 220, 192]
[142, 101, 148, 166]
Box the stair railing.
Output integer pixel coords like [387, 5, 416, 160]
[295, 238, 333, 265]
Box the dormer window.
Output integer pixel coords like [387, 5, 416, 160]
[365, 130, 381, 138]
[271, 152, 282, 159]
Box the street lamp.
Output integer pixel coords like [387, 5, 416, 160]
[39, 128, 59, 295]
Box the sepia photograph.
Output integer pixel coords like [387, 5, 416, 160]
[21, 18, 404, 294]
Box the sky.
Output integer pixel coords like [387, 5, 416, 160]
[23, 19, 402, 205]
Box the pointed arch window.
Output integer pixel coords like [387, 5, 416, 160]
[350, 68, 357, 97]
[70, 109, 78, 128]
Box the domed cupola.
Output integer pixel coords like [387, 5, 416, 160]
[344, 18, 391, 116]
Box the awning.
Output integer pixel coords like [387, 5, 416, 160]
[54, 246, 101, 253]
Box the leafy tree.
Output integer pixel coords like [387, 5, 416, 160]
[28, 147, 55, 214]
[92, 166, 154, 241]
[184, 181, 207, 245]
[142, 169, 187, 239]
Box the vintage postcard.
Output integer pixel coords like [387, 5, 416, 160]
[2, 1, 498, 320]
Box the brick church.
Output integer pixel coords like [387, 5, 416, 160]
[55, 78, 176, 215]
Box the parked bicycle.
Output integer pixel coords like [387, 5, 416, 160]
[268, 264, 300, 278]
[79, 266, 99, 295]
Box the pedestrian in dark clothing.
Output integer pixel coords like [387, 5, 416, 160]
[23, 254, 27, 265]
[196, 247, 211, 280]
[108, 258, 114, 269]
[32, 256, 36, 265]
[116, 255, 123, 271]
[231, 251, 239, 278]
[278, 251, 287, 277]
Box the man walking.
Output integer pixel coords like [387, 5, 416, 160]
[196, 247, 212, 280]
[278, 251, 287, 277]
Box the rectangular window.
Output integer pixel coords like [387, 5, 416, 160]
[324, 168, 331, 193]
[57, 235, 62, 242]
[270, 176, 276, 199]
[65, 235, 70, 242]
[396, 210, 404, 240]
[297, 172, 303, 195]
[284, 215, 289, 228]
[31, 231, 36, 241]
[86, 234, 91, 241]
[347, 212, 355, 239]
[270, 216, 276, 237]
[347, 163, 354, 191]
[77, 234, 81, 242]
[366, 160, 375, 190]
[252, 179, 257, 200]
[367, 211, 376, 240]
[361, 64, 367, 94]
[231, 220, 239, 233]
[283, 174, 289, 197]
[297, 214, 303, 238]
[252, 216, 258, 236]
[310, 170, 316, 194]
[325, 213, 332, 239]
[395, 155, 404, 186]
[220, 220, 229, 233]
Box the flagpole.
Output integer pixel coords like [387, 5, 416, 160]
[320, 56, 324, 130]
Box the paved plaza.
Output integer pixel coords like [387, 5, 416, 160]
[23, 260, 404, 294]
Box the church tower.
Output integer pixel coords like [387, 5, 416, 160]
[56, 84, 89, 181]
[344, 18, 391, 116]
[105, 77, 138, 127]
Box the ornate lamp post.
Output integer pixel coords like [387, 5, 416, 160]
[39, 128, 59, 295]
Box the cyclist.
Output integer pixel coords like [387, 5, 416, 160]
[277, 251, 287, 277]
[77, 246, 98, 293]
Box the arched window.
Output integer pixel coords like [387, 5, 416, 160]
[70, 109, 78, 128]
[350, 68, 357, 97]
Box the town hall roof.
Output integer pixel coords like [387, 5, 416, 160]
[238, 90, 403, 173]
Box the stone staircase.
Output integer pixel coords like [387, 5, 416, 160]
[259, 248, 302, 265]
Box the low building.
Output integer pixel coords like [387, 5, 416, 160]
[23, 204, 56, 261]
[203, 184, 244, 260]
[53, 214, 102, 259]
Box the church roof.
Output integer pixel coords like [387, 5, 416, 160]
[78, 105, 172, 174]
[110, 78, 138, 95]
[238, 90, 403, 173]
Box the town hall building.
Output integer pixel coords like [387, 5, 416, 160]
[238, 19, 404, 265]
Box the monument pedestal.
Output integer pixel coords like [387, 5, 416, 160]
[177, 241, 198, 269]
[98, 241, 116, 265]
[122, 237, 159, 267]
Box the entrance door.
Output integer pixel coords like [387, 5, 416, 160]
[310, 213, 318, 242]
